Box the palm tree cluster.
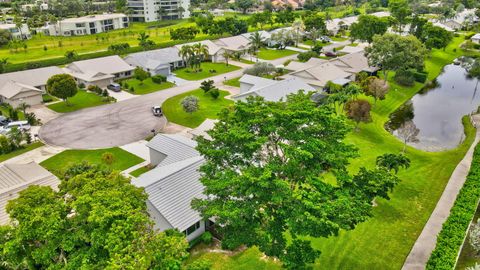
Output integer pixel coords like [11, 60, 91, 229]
[178, 43, 209, 72]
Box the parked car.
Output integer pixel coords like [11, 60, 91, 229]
[0, 116, 9, 126]
[324, 51, 337, 57]
[107, 83, 121, 92]
[319, 36, 332, 43]
[5, 121, 30, 131]
[152, 106, 163, 117]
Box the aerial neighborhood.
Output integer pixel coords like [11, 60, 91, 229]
[0, 0, 480, 269]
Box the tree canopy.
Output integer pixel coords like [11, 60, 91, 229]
[0, 165, 189, 269]
[192, 92, 405, 268]
[350, 15, 389, 43]
[46, 74, 78, 103]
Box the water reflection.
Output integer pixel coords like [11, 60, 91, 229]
[387, 64, 479, 151]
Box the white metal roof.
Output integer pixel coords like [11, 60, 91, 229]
[0, 66, 63, 90]
[146, 134, 199, 166]
[124, 47, 182, 70]
[0, 80, 42, 99]
[65, 55, 134, 80]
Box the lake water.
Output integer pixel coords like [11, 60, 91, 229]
[387, 64, 480, 151]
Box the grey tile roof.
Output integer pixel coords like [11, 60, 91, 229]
[124, 47, 182, 70]
[65, 55, 134, 77]
[0, 81, 42, 99]
[0, 66, 63, 89]
[235, 75, 316, 101]
[0, 162, 59, 224]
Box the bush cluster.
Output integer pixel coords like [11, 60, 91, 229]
[426, 144, 480, 269]
[151, 74, 167, 84]
[297, 51, 319, 62]
[87, 85, 103, 95]
[0, 129, 31, 155]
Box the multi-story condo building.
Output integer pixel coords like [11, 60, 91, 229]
[39, 13, 129, 36]
[128, 0, 190, 22]
[0, 23, 31, 39]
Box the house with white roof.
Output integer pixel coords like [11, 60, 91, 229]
[330, 51, 378, 75]
[285, 61, 352, 88]
[472, 33, 480, 44]
[132, 134, 210, 241]
[0, 66, 64, 106]
[39, 13, 129, 36]
[214, 35, 250, 53]
[124, 47, 185, 76]
[64, 55, 134, 88]
[0, 162, 59, 225]
[175, 40, 225, 63]
[233, 74, 316, 102]
[326, 11, 391, 35]
[0, 23, 30, 39]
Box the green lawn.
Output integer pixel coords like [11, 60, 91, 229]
[256, 48, 297, 60]
[0, 142, 44, 163]
[190, 36, 478, 269]
[47, 90, 111, 113]
[40, 147, 144, 176]
[302, 40, 331, 46]
[174, 62, 241, 81]
[124, 77, 176, 95]
[162, 89, 233, 128]
[130, 165, 154, 177]
[223, 77, 241, 87]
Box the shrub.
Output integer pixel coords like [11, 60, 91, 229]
[185, 258, 212, 270]
[87, 85, 103, 95]
[209, 88, 220, 99]
[102, 89, 109, 97]
[311, 44, 323, 54]
[200, 231, 213, 245]
[78, 83, 85, 89]
[426, 144, 480, 269]
[412, 70, 428, 83]
[42, 94, 53, 103]
[297, 51, 318, 62]
[130, 86, 135, 92]
[151, 74, 166, 84]
[244, 62, 276, 77]
[101, 152, 115, 165]
[394, 69, 415, 87]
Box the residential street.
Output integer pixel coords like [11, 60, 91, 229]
[39, 55, 296, 149]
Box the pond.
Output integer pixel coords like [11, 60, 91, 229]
[387, 64, 479, 151]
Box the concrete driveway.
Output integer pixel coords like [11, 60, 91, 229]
[39, 56, 295, 149]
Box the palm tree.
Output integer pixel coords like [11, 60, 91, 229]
[248, 31, 264, 59]
[14, 16, 23, 39]
[178, 44, 194, 70]
[376, 153, 411, 174]
[291, 19, 304, 47]
[222, 50, 232, 66]
[137, 32, 151, 50]
[17, 102, 30, 115]
[192, 43, 209, 72]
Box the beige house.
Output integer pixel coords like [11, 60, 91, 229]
[0, 162, 59, 225]
[285, 61, 352, 89]
[64, 55, 134, 88]
[0, 81, 43, 107]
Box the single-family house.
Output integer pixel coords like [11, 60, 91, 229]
[0, 66, 64, 106]
[330, 51, 378, 76]
[214, 35, 250, 53]
[435, 9, 479, 31]
[0, 162, 59, 225]
[242, 30, 272, 46]
[285, 61, 353, 89]
[175, 40, 225, 63]
[132, 134, 211, 241]
[124, 47, 185, 76]
[0, 23, 31, 39]
[327, 11, 391, 35]
[64, 55, 134, 88]
[233, 74, 316, 102]
[471, 33, 480, 44]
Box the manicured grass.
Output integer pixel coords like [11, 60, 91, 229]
[40, 147, 144, 176]
[162, 89, 233, 128]
[192, 36, 478, 269]
[237, 58, 255, 64]
[0, 142, 43, 163]
[42, 94, 58, 103]
[331, 36, 349, 42]
[130, 165, 154, 177]
[124, 77, 175, 95]
[47, 90, 110, 113]
[256, 48, 297, 60]
[223, 77, 241, 87]
[174, 62, 241, 81]
[302, 40, 331, 46]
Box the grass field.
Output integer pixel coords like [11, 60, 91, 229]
[256, 48, 297, 60]
[130, 165, 154, 177]
[125, 77, 175, 95]
[162, 89, 233, 128]
[223, 77, 241, 87]
[0, 142, 43, 163]
[47, 90, 110, 113]
[187, 36, 478, 269]
[174, 62, 241, 81]
[40, 147, 144, 176]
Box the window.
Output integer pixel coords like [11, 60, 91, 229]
[75, 23, 85, 28]
[184, 221, 200, 236]
[125, 71, 131, 76]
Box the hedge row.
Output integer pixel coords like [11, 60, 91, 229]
[426, 143, 480, 270]
[4, 34, 229, 73]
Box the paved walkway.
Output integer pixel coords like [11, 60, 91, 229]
[402, 114, 480, 270]
[0, 144, 65, 165]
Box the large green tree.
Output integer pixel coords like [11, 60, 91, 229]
[0, 166, 189, 269]
[389, 0, 412, 32]
[350, 15, 389, 43]
[192, 92, 404, 268]
[46, 74, 78, 104]
[421, 23, 452, 50]
[365, 33, 427, 82]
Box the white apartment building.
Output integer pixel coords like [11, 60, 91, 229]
[0, 23, 31, 39]
[39, 13, 129, 36]
[128, 0, 190, 22]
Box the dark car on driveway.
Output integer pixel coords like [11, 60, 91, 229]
[324, 51, 337, 57]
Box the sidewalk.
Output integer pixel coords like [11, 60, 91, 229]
[402, 115, 480, 269]
[0, 144, 65, 165]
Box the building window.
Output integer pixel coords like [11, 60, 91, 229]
[125, 71, 131, 76]
[75, 23, 85, 28]
[184, 221, 200, 236]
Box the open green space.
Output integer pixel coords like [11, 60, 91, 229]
[130, 165, 154, 177]
[47, 90, 111, 113]
[0, 142, 43, 163]
[174, 62, 240, 81]
[40, 147, 144, 176]
[301, 40, 331, 46]
[124, 77, 176, 95]
[189, 36, 478, 269]
[162, 89, 233, 128]
[256, 48, 297, 60]
[223, 77, 241, 87]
